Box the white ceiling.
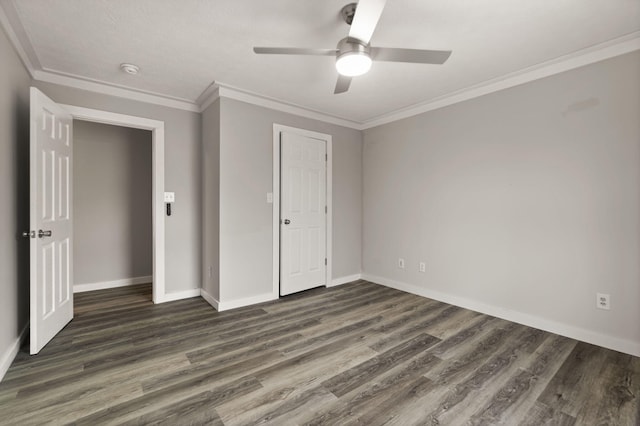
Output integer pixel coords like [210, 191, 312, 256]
[2, 0, 639, 125]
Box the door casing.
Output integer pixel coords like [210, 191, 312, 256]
[272, 124, 332, 299]
[60, 104, 167, 304]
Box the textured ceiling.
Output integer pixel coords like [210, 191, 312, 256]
[3, 0, 640, 123]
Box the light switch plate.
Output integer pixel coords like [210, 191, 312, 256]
[267, 192, 273, 203]
[164, 192, 175, 203]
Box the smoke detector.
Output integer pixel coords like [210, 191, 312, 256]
[120, 63, 140, 75]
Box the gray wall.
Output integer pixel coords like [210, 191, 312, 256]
[0, 26, 30, 369]
[74, 121, 152, 285]
[363, 52, 640, 351]
[202, 99, 220, 301]
[33, 81, 202, 294]
[216, 98, 363, 303]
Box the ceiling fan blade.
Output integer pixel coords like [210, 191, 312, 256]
[348, 0, 386, 44]
[334, 75, 352, 94]
[253, 47, 338, 56]
[370, 47, 452, 64]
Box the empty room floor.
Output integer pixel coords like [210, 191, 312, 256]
[0, 281, 638, 425]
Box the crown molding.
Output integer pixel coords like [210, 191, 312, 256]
[200, 82, 364, 129]
[360, 32, 640, 129]
[200, 33, 640, 130]
[3, 0, 638, 127]
[0, 1, 201, 113]
[216, 83, 363, 129]
[34, 69, 201, 112]
[197, 82, 363, 129]
[197, 82, 220, 112]
[220, 84, 364, 129]
[0, 1, 37, 76]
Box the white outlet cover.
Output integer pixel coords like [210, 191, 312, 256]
[419, 262, 426, 273]
[266, 192, 273, 203]
[164, 192, 175, 203]
[596, 293, 610, 310]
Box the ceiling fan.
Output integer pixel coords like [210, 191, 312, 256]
[253, 0, 452, 94]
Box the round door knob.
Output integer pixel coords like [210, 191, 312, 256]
[283, 219, 291, 225]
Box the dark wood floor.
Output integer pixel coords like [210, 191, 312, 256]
[1, 281, 639, 425]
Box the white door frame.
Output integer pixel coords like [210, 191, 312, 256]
[60, 104, 167, 304]
[272, 124, 332, 298]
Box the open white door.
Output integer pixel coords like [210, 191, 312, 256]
[280, 131, 327, 296]
[28, 87, 73, 354]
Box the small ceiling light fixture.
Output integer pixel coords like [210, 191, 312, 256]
[335, 38, 372, 77]
[120, 63, 140, 75]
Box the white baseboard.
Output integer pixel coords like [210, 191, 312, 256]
[158, 288, 201, 303]
[217, 293, 277, 312]
[74, 275, 153, 293]
[361, 273, 640, 357]
[0, 323, 29, 383]
[200, 288, 219, 311]
[201, 275, 363, 312]
[329, 273, 362, 287]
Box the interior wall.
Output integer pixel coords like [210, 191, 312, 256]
[202, 99, 220, 301]
[73, 121, 152, 286]
[0, 25, 31, 376]
[32, 81, 202, 295]
[362, 51, 640, 355]
[217, 97, 363, 303]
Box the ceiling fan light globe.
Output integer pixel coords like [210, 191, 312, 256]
[336, 52, 372, 77]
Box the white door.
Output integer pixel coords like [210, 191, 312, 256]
[280, 131, 327, 295]
[28, 87, 73, 354]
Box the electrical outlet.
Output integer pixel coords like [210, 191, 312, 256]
[419, 262, 426, 273]
[398, 258, 405, 269]
[596, 293, 610, 310]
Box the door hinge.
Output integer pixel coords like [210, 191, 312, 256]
[325, 258, 327, 265]
[325, 206, 327, 214]
[325, 153, 328, 161]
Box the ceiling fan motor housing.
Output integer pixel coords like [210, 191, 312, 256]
[337, 37, 370, 57]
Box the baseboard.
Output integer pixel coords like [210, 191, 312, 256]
[74, 275, 153, 293]
[361, 273, 640, 357]
[329, 273, 362, 287]
[205, 275, 363, 312]
[200, 288, 219, 311]
[158, 288, 201, 303]
[0, 323, 29, 383]
[217, 293, 278, 312]
[199, 288, 277, 312]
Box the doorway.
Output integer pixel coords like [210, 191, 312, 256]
[61, 104, 167, 303]
[272, 124, 332, 297]
[72, 120, 152, 301]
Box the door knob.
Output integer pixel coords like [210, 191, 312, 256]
[38, 230, 52, 238]
[283, 219, 291, 225]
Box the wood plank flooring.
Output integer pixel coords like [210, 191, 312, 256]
[1, 281, 639, 425]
